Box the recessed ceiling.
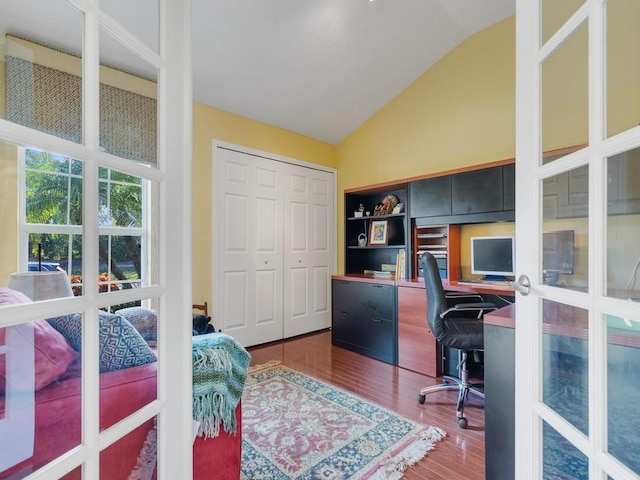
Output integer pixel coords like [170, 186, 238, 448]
[0, 0, 515, 145]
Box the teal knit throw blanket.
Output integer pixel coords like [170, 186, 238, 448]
[192, 333, 251, 438]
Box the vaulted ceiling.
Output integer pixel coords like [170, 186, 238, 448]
[1, 0, 515, 144]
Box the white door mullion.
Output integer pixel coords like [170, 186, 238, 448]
[587, 1, 607, 477]
[81, 3, 102, 479]
[514, 0, 540, 476]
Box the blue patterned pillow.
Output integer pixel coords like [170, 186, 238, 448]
[114, 306, 157, 347]
[47, 311, 157, 372]
[47, 313, 83, 351]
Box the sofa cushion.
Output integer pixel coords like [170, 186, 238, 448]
[47, 311, 157, 373]
[0, 288, 79, 393]
[114, 306, 157, 347]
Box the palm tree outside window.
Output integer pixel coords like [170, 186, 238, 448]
[22, 148, 146, 302]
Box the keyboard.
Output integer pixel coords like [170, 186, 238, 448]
[458, 279, 512, 286]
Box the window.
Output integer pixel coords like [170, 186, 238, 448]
[22, 148, 147, 296]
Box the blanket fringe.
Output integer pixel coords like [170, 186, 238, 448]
[193, 391, 237, 438]
[367, 426, 447, 480]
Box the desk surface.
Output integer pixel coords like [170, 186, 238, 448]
[484, 304, 515, 329]
[333, 275, 517, 297]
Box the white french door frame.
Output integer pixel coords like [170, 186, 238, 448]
[0, 0, 192, 478]
[515, 1, 640, 479]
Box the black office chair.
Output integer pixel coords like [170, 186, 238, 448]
[417, 252, 496, 428]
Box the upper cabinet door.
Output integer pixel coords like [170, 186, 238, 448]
[409, 176, 452, 218]
[503, 164, 516, 211]
[451, 166, 504, 215]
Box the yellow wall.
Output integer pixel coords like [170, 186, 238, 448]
[335, 16, 516, 273]
[0, 141, 18, 286]
[191, 102, 337, 305]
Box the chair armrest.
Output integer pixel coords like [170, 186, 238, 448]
[441, 302, 497, 319]
[452, 302, 496, 310]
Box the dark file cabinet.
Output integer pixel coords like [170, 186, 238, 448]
[331, 279, 398, 365]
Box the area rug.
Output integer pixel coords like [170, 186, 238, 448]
[241, 364, 446, 480]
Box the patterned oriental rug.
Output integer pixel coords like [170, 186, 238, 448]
[241, 363, 446, 480]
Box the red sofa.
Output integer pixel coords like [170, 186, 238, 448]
[0, 359, 242, 479]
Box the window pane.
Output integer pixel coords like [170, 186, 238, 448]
[99, 235, 142, 292]
[607, 314, 640, 475]
[606, 148, 640, 299]
[101, 0, 159, 54]
[541, 22, 589, 162]
[542, 300, 588, 434]
[0, 316, 82, 476]
[543, 421, 588, 479]
[0, 2, 84, 143]
[99, 29, 158, 165]
[542, 166, 589, 292]
[100, 417, 157, 478]
[25, 149, 83, 226]
[100, 300, 158, 430]
[606, 0, 640, 138]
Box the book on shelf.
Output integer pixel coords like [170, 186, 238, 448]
[395, 248, 406, 280]
[364, 269, 395, 279]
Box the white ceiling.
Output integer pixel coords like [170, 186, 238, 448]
[1, 0, 515, 145]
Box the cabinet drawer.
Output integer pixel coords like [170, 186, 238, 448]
[332, 309, 396, 364]
[331, 279, 398, 365]
[332, 281, 395, 320]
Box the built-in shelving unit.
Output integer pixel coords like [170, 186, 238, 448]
[344, 183, 409, 278]
[413, 223, 460, 280]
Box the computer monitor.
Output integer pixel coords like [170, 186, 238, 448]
[543, 230, 575, 275]
[470, 236, 515, 279]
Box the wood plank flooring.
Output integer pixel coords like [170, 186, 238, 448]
[247, 330, 485, 480]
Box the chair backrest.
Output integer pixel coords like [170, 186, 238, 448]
[421, 252, 448, 343]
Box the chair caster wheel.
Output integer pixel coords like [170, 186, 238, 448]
[458, 417, 468, 429]
[417, 394, 426, 404]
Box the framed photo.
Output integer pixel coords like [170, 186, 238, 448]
[369, 219, 389, 246]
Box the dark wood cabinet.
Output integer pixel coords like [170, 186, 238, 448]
[484, 321, 515, 480]
[452, 166, 504, 215]
[543, 165, 588, 218]
[331, 279, 397, 365]
[409, 163, 515, 225]
[503, 163, 515, 210]
[409, 175, 452, 218]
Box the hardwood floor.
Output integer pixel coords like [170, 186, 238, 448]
[247, 330, 485, 480]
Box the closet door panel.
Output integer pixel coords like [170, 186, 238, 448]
[255, 269, 278, 324]
[284, 166, 333, 338]
[222, 271, 248, 330]
[215, 147, 283, 347]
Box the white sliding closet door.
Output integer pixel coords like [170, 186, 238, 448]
[283, 164, 333, 338]
[213, 143, 335, 347]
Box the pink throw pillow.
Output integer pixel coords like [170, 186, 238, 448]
[0, 288, 79, 393]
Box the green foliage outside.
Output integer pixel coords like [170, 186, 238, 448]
[25, 149, 143, 287]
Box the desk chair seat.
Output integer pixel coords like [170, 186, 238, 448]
[417, 252, 496, 428]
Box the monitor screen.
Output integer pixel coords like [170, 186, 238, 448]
[543, 230, 575, 274]
[471, 236, 515, 277]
